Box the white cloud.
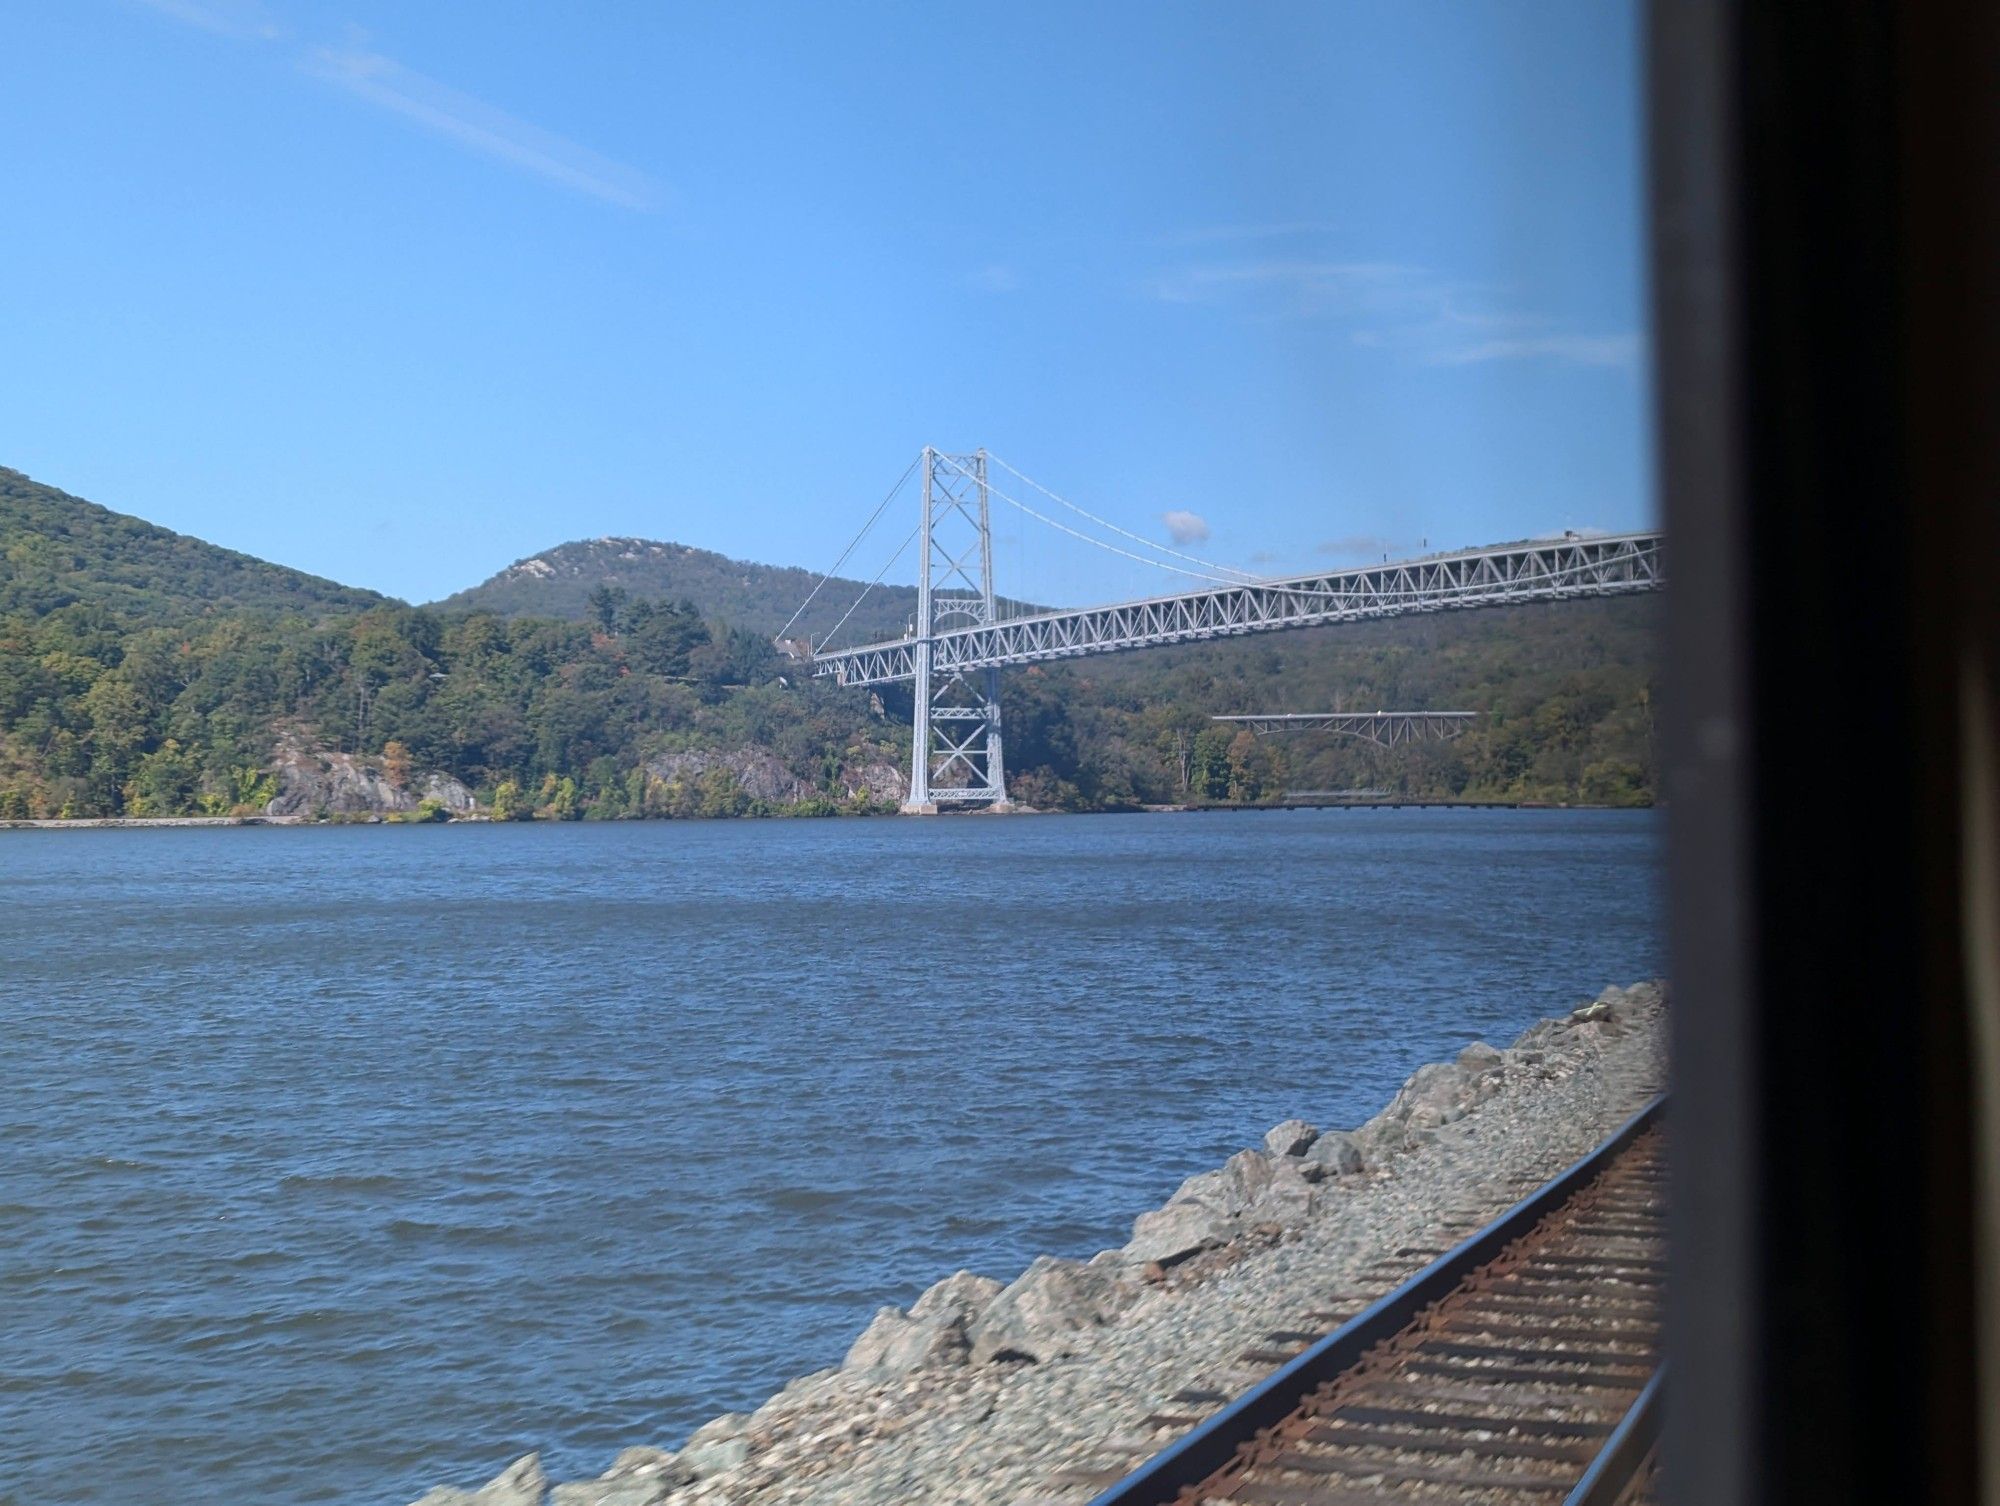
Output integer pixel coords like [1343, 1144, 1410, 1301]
[131, 2, 660, 212]
[1162, 510, 1210, 545]
[304, 47, 659, 210]
[1147, 253, 1638, 371]
[969, 264, 1020, 294]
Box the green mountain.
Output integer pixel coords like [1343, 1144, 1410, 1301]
[0, 464, 1660, 821]
[0, 467, 386, 624]
[432, 536, 922, 646]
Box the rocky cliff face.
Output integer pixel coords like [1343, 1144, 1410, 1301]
[644, 747, 905, 808]
[643, 748, 810, 805]
[264, 741, 476, 817]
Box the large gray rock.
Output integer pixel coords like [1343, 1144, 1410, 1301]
[1301, 1130, 1364, 1177]
[842, 1305, 959, 1376]
[548, 1446, 691, 1506]
[1394, 1061, 1478, 1129]
[548, 1477, 671, 1506]
[842, 1269, 1002, 1378]
[1245, 1157, 1318, 1229]
[678, 1414, 750, 1479]
[910, 1269, 1003, 1324]
[1123, 1149, 1286, 1266]
[411, 1454, 548, 1506]
[1125, 1197, 1238, 1266]
[1262, 1119, 1319, 1157]
[967, 1256, 1136, 1364]
[1174, 1148, 1277, 1209]
[1459, 1041, 1505, 1075]
[420, 771, 478, 813]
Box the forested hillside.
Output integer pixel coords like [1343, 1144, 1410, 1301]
[434, 535, 923, 645]
[991, 597, 1658, 810]
[1, 468, 384, 622]
[0, 467, 1659, 820]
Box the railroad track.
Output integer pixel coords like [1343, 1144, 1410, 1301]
[1086, 1098, 1666, 1506]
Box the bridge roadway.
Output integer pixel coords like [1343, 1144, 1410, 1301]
[810, 532, 1664, 688]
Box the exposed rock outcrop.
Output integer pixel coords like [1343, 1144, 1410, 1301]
[264, 739, 476, 817]
[838, 760, 905, 805]
[643, 748, 809, 805]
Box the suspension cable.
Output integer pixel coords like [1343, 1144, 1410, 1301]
[818, 522, 922, 651]
[984, 452, 1262, 582]
[931, 453, 1249, 586]
[776, 453, 919, 642]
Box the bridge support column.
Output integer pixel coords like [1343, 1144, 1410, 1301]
[901, 447, 1011, 814]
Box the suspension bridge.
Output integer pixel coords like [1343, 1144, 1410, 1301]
[781, 448, 1664, 813]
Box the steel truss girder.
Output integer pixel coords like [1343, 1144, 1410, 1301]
[1211, 711, 1478, 748]
[815, 533, 1665, 688]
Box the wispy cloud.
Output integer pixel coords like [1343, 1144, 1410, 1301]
[1148, 260, 1422, 315]
[1146, 252, 1638, 371]
[1427, 333, 1643, 369]
[134, 0, 281, 40]
[969, 263, 1020, 294]
[1162, 509, 1211, 545]
[304, 46, 659, 210]
[133, 0, 659, 211]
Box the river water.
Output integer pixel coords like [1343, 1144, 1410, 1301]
[0, 810, 1662, 1505]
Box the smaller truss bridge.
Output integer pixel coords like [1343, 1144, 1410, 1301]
[1213, 711, 1477, 747]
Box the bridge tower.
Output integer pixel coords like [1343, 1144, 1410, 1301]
[904, 447, 1010, 813]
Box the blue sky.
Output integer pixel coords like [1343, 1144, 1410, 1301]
[1, 1, 1649, 610]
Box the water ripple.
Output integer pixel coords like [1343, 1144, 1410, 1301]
[0, 811, 1661, 1505]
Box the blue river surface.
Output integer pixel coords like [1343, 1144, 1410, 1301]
[0, 809, 1662, 1506]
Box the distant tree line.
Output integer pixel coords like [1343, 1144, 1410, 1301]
[0, 591, 904, 819]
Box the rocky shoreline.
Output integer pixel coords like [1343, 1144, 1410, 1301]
[413, 982, 1669, 1506]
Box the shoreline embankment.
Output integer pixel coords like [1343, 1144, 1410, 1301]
[412, 980, 1669, 1506]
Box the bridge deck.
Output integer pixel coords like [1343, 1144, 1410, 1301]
[810, 533, 1663, 687]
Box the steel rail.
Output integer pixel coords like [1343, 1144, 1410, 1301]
[1083, 1094, 1667, 1506]
[1564, 1366, 1664, 1506]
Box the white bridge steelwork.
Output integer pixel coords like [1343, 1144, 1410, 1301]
[1213, 711, 1478, 747]
[813, 532, 1664, 689]
[800, 448, 1664, 811]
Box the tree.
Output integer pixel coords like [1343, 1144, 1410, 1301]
[588, 584, 626, 635]
[125, 739, 198, 816]
[381, 739, 411, 790]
